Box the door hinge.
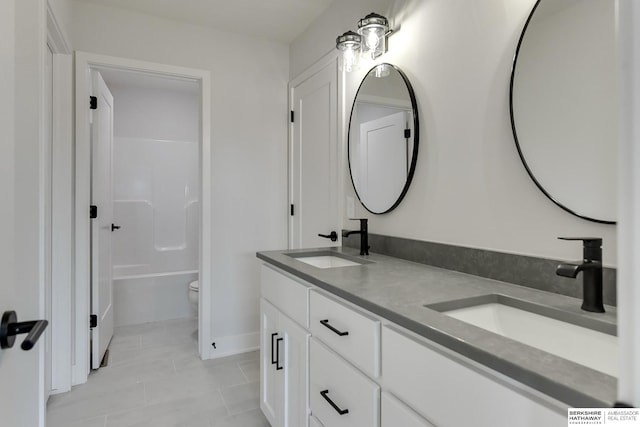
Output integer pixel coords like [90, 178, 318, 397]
[90, 315, 97, 329]
[90, 205, 98, 219]
[290, 110, 294, 123]
[90, 96, 97, 110]
[290, 204, 294, 216]
[404, 128, 411, 139]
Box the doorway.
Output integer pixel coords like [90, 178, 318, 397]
[73, 52, 212, 385]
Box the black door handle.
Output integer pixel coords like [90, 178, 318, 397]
[111, 224, 121, 232]
[0, 311, 48, 351]
[318, 231, 338, 242]
[320, 389, 349, 415]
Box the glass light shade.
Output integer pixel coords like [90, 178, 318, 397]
[358, 13, 389, 59]
[336, 31, 362, 72]
[374, 63, 391, 78]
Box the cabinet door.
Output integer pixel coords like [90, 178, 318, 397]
[261, 264, 311, 327]
[280, 313, 310, 427]
[381, 392, 435, 427]
[260, 299, 282, 426]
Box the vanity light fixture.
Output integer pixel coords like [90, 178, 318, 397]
[358, 13, 389, 59]
[336, 30, 362, 73]
[336, 12, 393, 72]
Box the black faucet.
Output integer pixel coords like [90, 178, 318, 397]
[342, 219, 369, 256]
[556, 237, 604, 313]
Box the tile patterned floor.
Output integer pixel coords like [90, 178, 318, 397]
[46, 319, 269, 427]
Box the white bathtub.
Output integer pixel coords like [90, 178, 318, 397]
[113, 270, 198, 327]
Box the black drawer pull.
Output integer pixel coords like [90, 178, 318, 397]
[271, 333, 278, 365]
[320, 389, 349, 415]
[320, 319, 349, 336]
[275, 337, 283, 370]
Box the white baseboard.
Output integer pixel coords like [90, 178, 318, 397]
[203, 331, 260, 360]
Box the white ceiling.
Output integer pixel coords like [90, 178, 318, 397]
[74, 0, 335, 43]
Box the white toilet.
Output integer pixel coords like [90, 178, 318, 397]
[188, 280, 199, 315]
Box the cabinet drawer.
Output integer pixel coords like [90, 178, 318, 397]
[261, 264, 311, 327]
[310, 338, 379, 427]
[382, 325, 565, 427]
[381, 392, 435, 427]
[309, 290, 380, 377]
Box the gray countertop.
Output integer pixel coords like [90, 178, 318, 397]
[256, 246, 617, 408]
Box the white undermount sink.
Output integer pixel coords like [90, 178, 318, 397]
[427, 295, 617, 377]
[295, 255, 362, 268]
[286, 251, 368, 269]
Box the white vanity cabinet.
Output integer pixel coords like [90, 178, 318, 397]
[260, 266, 312, 427]
[259, 262, 566, 427]
[381, 325, 566, 427]
[381, 392, 435, 427]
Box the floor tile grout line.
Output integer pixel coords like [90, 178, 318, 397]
[218, 388, 232, 418]
[238, 362, 250, 383]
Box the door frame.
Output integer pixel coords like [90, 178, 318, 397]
[46, 2, 74, 395]
[288, 51, 345, 249]
[617, 0, 640, 405]
[74, 52, 212, 384]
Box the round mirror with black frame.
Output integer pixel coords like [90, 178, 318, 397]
[348, 63, 419, 214]
[510, 0, 616, 224]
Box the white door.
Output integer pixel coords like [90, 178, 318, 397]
[0, 3, 20, 423]
[280, 313, 310, 427]
[90, 71, 115, 369]
[290, 59, 340, 249]
[359, 111, 408, 213]
[0, 0, 46, 425]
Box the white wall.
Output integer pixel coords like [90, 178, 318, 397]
[73, 1, 289, 350]
[110, 82, 200, 141]
[109, 83, 200, 276]
[291, 0, 617, 266]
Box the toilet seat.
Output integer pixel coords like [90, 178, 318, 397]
[189, 280, 199, 292]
